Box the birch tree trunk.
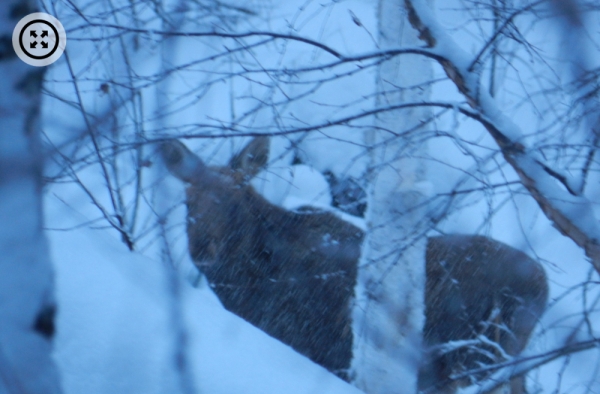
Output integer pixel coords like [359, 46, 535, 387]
[154, 5, 197, 392]
[351, 1, 432, 393]
[0, 1, 62, 392]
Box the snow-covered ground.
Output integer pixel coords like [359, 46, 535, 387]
[47, 191, 363, 394]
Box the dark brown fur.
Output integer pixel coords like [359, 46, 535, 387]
[421, 235, 548, 393]
[161, 138, 548, 393]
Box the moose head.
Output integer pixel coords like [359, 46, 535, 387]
[161, 137, 548, 393]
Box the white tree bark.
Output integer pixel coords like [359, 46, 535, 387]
[404, 0, 600, 275]
[351, 1, 432, 393]
[0, 1, 62, 392]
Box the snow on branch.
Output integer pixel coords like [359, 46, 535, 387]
[404, 0, 600, 274]
[455, 337, 600, 394]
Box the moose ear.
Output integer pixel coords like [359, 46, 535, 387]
[229, 136, 270, 178]
[160, 140, 205, 183]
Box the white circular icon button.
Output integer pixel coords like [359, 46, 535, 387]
[12, 13, 66, 67]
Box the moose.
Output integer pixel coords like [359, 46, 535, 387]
[160, 137, 548, 394]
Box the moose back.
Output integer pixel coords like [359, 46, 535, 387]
[160, 137, 548, 393]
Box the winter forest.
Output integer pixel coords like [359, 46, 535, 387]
[2, 0, 600, 393]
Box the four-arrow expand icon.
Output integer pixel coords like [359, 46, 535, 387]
[29, 30, 49, 50]
[12, 13, 66, 67]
